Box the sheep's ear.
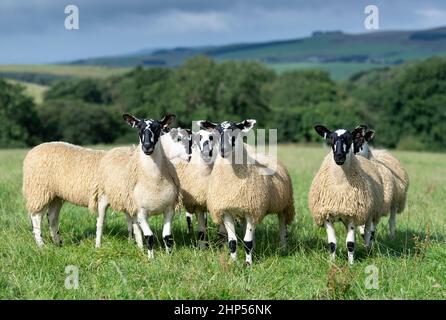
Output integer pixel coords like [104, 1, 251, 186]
[123, 113, 140, 128]
[237, 119, 256, 132]
[314, 125, 331, 139]
[160, 114, 176, 128]
[364, 130, 375, 142]
[197, 120, 217, 131]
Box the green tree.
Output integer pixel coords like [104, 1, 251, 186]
[0, 79, 41, 147]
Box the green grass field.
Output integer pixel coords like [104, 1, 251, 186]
[267, 62, 382, 80]
[0, 64, 130, 78]
[5, 79, 48, 104]
[0, 145, 445, 299]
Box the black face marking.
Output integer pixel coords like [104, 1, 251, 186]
[329, 242, 336, 253]
[216, 122, 243, 158]
[136, 119, 163, 155]
[228, 239, 237, 253]
[315, 125, 357, 166]
[347, 241, 355, 252]
[330, 130, 353, 165]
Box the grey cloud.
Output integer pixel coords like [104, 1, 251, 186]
[1, 0, 446, 63]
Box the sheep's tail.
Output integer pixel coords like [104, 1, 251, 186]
[283, 200, 296, 225]
[88, 182, 100, 213]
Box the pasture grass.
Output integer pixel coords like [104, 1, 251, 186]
[5, 79, 48, 104]
[267, 62, 382, 80]
[0, 145, 445, 299]
[0, 64, 130, 79]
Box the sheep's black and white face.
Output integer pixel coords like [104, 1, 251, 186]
[315, 125, 361, 166]
[168, 128, 192, 161]
[198, 119, 256, 158]
[194, 124, 218, 162]
[123, 113, 176, 155]
[353, 125, 375, 158]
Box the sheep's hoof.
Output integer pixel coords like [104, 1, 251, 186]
[244, 261, 252, 267]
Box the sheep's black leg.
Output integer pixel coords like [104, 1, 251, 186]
[137, 209, 154, 259]
[162, 207, 175, 254]
[186, 212, 193, 234]
[346, 222, 356, 265]
[223, 214, 237, 261]
[243, 216, 255, 266]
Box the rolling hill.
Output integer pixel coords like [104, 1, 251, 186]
[1, 26, 446, 83]
[69, 27, 446, 69]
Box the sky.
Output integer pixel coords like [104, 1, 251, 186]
[1, 0, 446, 64]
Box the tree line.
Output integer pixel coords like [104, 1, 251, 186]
[0, 56, 445, 151]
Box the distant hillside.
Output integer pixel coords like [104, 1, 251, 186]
[0, 65, 130, 85]
[2, 26, 446, 83]
[69, 27, 446, 68]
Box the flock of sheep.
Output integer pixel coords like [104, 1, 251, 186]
[22, 113, 408, 265]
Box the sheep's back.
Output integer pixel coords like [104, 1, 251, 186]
[373, 150, 409, 213]
[207, 155, 294, 225]
[98, 147, 138, 214]
[371, 157, 396, 220]
[22, 142, 104, 213]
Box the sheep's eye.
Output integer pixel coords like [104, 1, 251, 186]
[209, 136, 213, 141]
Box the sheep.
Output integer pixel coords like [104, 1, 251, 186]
[175, 127, 215, 247]
[95, 113, 181, 259]
[199, 120, 295, 265]
[23, 142, 105, 246]
[95, 126, 192, 248]
[354, 125, 409, 238]
[308, 125, 384, 265]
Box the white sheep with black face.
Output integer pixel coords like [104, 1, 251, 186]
[94, 113, 191, 259]
[200, 119, 295, 266]
[308, 125, 384, 265]
[354, 125, 409, 240]
[177, 125, 219, 246]
[95, 123, 193, 250]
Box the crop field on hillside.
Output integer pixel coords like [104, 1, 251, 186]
[0, 64, 130, 79]
[0, 145, 444, 299]
[267, 62, 382, 80]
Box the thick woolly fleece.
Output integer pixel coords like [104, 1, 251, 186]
[308, 153, 384, 227]
[206, 146, 295, 226]
[369, 150, 409, 214]
[175, 146, 213, 214]
[23, 142, 105, 214]
[96, 142, 180, 217]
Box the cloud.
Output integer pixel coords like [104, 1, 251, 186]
[415, 8, 446, 25]
[149, 10, 233, 33]
[1, 0, 446, 63]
